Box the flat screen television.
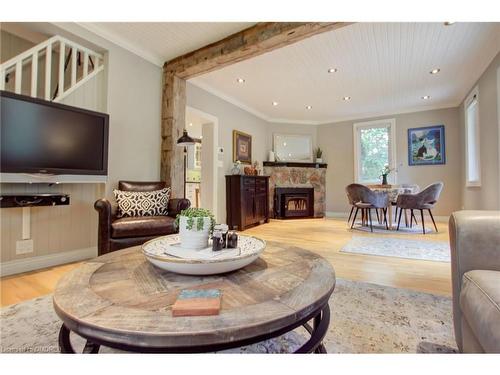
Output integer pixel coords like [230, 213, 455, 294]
[1, 91, 109, 176]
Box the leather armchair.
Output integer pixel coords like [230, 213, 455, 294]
[449, 210, 500, 353]
[94, 181, 190, 255]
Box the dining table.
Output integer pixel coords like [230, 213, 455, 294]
[366, 184, 419, 230]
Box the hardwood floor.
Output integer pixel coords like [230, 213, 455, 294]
[0, 218, 452, 307]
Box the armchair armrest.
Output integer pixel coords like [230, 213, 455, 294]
[94, 199, 117, 255]
[449, 210, 500, 350]
[168, 198, 191, 218]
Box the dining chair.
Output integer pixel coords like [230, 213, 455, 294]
[346, 184, 389, 232]
[345, 185, 359, 226]
[396, 182, 444, 234]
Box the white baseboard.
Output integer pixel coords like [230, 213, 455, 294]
[325, 211, 450, 223]
[0, 247, 97, 277]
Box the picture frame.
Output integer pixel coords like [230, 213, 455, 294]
[233, 130, 252, 164]
[408, 125, 446, 166]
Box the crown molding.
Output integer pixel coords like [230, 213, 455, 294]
[189, 79, 460, 126]
[75, 22, 164, 67]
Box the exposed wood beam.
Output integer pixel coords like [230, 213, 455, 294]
[161, 22, 351, 197]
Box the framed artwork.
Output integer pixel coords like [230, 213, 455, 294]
[233, 130, 252, 164]
[408, 125, 446, 166]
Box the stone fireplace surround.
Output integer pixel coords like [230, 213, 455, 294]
[263, 162, 327, 218]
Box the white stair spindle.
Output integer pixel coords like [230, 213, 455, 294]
[31, 51, 38, 97]
[15, 60, 22, 94]
[58, 41, 65, 97]
[71, 47, 77, 86]
[45, 43, 52, 100]
[83, 51, 89, 77]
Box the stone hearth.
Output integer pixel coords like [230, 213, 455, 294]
[263, 165, 326, 218]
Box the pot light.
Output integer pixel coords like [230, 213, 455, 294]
[328, 68, 338, 73]
[421, 95, 431, 100]
[272, 101, 279, 106]
[306, 105, 312, 110]
[236, 78, 245, 83]
[430, 68, 441, 75]
[343, 96, 351, 101]
[444, 22, 455, 26]
[189, 122, 193, 127]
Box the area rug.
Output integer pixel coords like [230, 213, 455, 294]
[0, 279, 457, 354]
[341, 236, 450, 262]
[352, 221, 436, 234]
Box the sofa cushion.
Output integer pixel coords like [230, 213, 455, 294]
[460, 270, 500, 353]
[111, 216, 176, 239]
[113, 187, 170, 218]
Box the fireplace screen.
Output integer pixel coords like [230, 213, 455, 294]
[275, 187, 314, 219]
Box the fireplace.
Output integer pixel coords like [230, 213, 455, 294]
[274, 187, 314, 219]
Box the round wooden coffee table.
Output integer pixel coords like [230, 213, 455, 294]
[53, 240, 336, 353]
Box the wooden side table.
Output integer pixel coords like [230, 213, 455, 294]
[53, 240, 336, 353]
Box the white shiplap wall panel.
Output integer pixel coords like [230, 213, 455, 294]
[190, 22, 500, 123]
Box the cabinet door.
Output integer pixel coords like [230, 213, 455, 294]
[243, 178, 256, 227]
[254, 193, 267, 222]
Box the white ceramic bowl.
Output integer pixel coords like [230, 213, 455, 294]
[141, 234, 266, 275]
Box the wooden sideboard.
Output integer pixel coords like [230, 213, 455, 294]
[225, 175, 270, 231]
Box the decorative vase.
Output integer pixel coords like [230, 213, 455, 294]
[268, 151, 275, 162]
[382, 174, 388, 185]
[316, 158, 323, 163]
[230, 163, 240, 175]
[179, 216, 211, 249]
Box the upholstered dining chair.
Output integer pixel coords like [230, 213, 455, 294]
[345, 185, 360, 226]
[346, 184, 390, 232]
[396, 182, 443, 234]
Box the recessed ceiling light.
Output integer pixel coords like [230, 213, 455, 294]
[272, 101, 279, 106]
[421, 95, 431, 100]
[328, 68, 338, 73]
[343, 96, 351, 101]
[306, 105, 312, 110]
[189, 123, 193, 127]
[444, 22, 455, 26]
[430, 68, 441, 75]
[236, 78, 245, 83]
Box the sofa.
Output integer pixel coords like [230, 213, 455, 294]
[449, 210, 500, 353]
[94, 181, 190, 256]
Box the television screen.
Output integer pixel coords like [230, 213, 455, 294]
[1, 91, 109, 175]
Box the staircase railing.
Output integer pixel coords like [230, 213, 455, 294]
[0, 35, 104, 102]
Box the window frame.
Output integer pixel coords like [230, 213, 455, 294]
[464, 86, 481, 187]
[353, 118, 397, 184]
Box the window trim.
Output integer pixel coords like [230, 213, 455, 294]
[464, 86, 481, 187]
[353, 118, 397, 184]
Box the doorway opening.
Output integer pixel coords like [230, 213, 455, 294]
[185, 106, 219, 220]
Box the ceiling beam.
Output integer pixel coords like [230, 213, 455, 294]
[161, 22, 351, 198]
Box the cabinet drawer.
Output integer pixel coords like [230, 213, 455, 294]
[243, 177, 255, 187]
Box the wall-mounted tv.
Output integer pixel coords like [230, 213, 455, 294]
[1, 91, 109, 177]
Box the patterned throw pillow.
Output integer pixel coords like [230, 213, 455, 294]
[113, 187, 171, 218]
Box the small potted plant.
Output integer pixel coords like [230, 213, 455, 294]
[314, 147, 323, 163]
[380, 164, 395, 185]
[175, 208, 215, 250]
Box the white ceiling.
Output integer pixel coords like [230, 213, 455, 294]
[78, 22, 254, 66]
[190, 22, 500, 124]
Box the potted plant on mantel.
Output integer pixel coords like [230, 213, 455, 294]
[314, 147, 323, 163]
[175, 208, 215, 249]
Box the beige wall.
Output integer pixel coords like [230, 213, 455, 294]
[0, 23, 162, 270]
[187, 82, 269, 222]
[460, 52, 500, 210]
[317, 107, 462, 216]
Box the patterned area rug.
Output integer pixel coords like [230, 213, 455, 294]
[352, 221, 436, 234]
[0, 279, 456, 354]
[341, 236, 450, 262]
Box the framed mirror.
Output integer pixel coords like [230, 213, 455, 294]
[273, 134, 313, 162]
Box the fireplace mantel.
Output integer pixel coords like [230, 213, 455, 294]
[263, 162, 327, 169]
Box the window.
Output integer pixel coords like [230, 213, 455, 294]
[353, 119, 396, 184]
[465, 87, 481, 186]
